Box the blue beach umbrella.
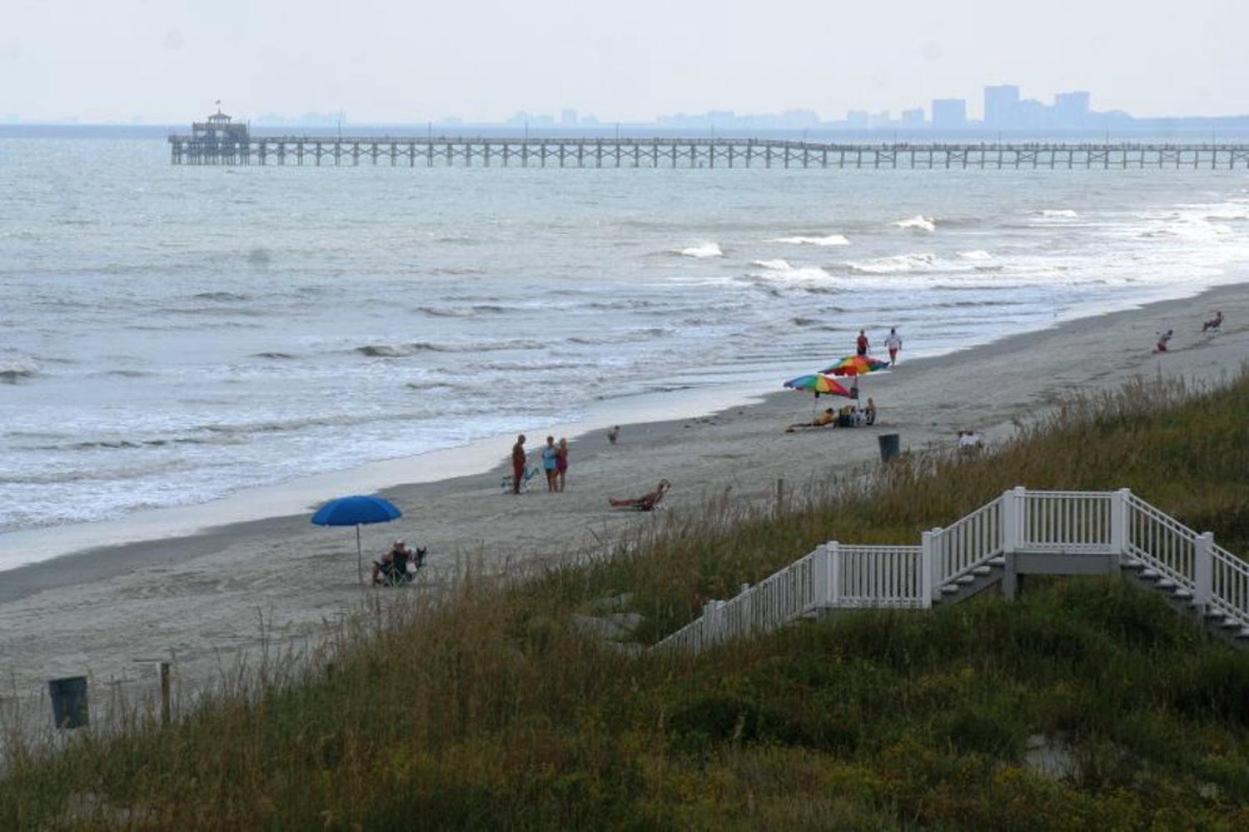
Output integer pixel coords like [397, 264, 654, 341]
[311, 495, 402, 585]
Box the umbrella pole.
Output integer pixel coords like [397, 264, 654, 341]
[356, 524, 363, 586]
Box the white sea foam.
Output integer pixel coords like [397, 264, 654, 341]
[957, 250, 993, 261]
[751, 259, 793, 270]
[748, 260, 835, 284]
[769, 234, 850, 247]
[679, 242, 724, 258]
[1040, 209, 1079, 218]
[846, 253, 940, 274]
[893, 215, 936, 232]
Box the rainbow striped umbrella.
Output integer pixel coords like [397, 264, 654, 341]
[820, 355, 891, 377]
[784, 374, 851, 417]
[784, 374, 852, 396]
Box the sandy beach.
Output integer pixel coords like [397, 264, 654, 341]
[2, 282, 1247, 722]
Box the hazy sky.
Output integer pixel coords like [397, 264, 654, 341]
[3, 0, 1246, 123]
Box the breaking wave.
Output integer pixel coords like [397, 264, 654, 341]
[847, 253, 940, 274]
[678, 242, 724, 258]
[356, 339, 544, 357]
[1039, 209, 1079, 218]
[893, 215, 936, 232]
[957, 250, 993, 261]
[769, 234, 850, 247]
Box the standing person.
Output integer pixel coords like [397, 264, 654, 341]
[856, 329, 870, 357]
[510, 435, 527, 495]
[885, 327, 903, 365]
[542, 436, 558, 492]
[556, 437, 569, 492]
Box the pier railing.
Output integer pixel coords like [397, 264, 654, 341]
[167, 136, 1249, 170]
[654, 488, 1249, 654]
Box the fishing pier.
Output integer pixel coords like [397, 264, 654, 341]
[170, 114, 1249, 170]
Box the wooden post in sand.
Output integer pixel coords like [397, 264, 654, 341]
[159, 662, 171, 726]
[775, 478, 785, 518]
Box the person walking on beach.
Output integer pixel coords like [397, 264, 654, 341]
[856, 329, 870, 357]
[511, 435, 527, 495]
[542, 436, 559, 492]
[885, 327, 903, 365]
[556, 437, 569, 492]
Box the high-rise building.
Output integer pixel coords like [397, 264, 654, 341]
[846, 110, 870, 128]
[984, 85, 1021, 128]
[560, 108, 579, 126]
[900, 108, 925, 127]
[931, 99, 967, 129]
[1052, 91, 1091, 128]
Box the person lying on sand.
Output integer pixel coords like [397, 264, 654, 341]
[786, 408, 836, 432]
[609, 479, 671, 511]
[1202, 311, 1224, 332]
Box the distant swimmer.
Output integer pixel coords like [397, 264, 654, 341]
[856, 329, 870, 357]
[885, 327, 903, 365]
[1202, 311, 1224, 332]
[1155, 329, 1173, 353]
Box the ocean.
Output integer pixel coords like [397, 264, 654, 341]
[2, 137, 1248, 545]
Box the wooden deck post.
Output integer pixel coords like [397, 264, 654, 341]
[920, 530, 937, 607]
[1194, 532, 1214, 612]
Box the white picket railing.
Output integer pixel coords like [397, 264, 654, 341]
[835, 545, 925, 608]
[1210, 542, 1249, 623]
[654, 487, 1249, 653]
[1020, 490, 1116, 554]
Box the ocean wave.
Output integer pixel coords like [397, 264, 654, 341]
[957, 250, 993, 261]
[92, 369, 154, 378]
[0, 364, 38, 384]
[677, 242, 724, 258]
[566, 327, 670, 345]
[751, 259, 792, 270]
[1039, 209, 1079, 218]
[748, 261, 836, 284]
[416, 304, 507, 318]
[193, 291, 252, 302]
[893, 215, 936, 232]
[846, 253, 939, 274]
[356, 339, 544, 357]
[252, 352, 296, 360]
[768, 234, 850, 247]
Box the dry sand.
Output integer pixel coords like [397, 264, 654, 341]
[2, 283, 1247, 725]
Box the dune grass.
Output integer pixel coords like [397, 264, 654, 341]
[3, 373, 1249, 829]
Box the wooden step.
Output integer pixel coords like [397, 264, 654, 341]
[956, 575, 976, 585]
[988, 556, 1006, 566]
[972, 565, 993, 576]
[1171, 589, 1193, 600]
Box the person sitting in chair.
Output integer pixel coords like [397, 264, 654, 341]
[864, 397, 877, 426]
[372, 539, 425, 586]
[1202, 310, 1224, 332]
[786, 408, 835, 432]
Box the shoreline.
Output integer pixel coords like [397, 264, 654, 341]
[3, 270, 1245, 578]
[0, 279, 1246, 710]
[2, 279, 1245, 602]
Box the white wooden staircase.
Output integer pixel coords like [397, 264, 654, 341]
[655, 488, 1249, 653]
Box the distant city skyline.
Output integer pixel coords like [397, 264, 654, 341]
[2, 0, 1246, 124]
[6, 82, 1246, 133]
